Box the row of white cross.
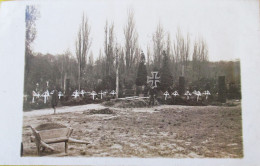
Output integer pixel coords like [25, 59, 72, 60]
[32, 90, 64, 103]
[163, 90, 211, 101]
[32, 89, 210, 104]
[71, 90, 117, 100]
[32, 90, 118, 103]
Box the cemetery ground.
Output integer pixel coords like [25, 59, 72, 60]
[22, 101, 243, 158]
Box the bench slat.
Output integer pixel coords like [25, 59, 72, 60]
[39, 128, 69, 140]
[44, 137, 69, 144]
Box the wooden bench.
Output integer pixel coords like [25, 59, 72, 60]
[30, 123, 89, 155]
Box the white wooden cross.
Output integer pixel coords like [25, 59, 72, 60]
[72, 90, 80, 98]
[192, 90, 197, 95]
[98, 90, 104, 99]
[184, 91, 192, 100]
[41, 90, 50, 104]
[203, 90, 211, 100]
[194, 91, 202, 102]
[36, 83, 39, 91]
[90, 91, 97, 100]
[163, 91, 170, 100]
[172, 91, 179, 97]
[58, 91, 63, 99]
[110, 90, 117, 96]
[147, 71, 160, 88]
[80, 90, 86, 97]
[32, 91, 40, 103]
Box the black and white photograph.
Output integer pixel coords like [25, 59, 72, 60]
[0, 0, 260, 165]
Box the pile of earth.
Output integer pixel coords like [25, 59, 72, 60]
[83, 108, 115, 115]
[35, 123, 67, 131]
[103, 99, 149, 108]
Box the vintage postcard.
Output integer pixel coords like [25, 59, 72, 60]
[0, 0, 260, 165]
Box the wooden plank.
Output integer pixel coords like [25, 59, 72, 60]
[40, 141, 55, 151]
[44, 137, 68, 144]
[68, 138, 90, 145]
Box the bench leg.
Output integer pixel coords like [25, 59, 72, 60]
[65, 141, 68, 154]
[37, 145, 41, 156]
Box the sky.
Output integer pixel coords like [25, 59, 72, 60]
[32, 0, 259, 62]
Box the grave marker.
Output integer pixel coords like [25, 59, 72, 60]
[163, 91, 170, 100]
[58, 91, 63, 99]
[90, 91, 97, 100]
[172, 91, 179, 97]
[80, 90, 86, 97]
[147, 71, 160, 88]
[98, 90, 104, 99]
[41, 90, 50, 104]
[32, 91, 40, 103]
[110, 90, 117, 96]
[195, 91, 201, 102]
[184, 91, 191, 100]
[203, 90, 211, 100]
[72, 90, 80, 98]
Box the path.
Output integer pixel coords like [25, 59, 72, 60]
[23, 104, 106, 117]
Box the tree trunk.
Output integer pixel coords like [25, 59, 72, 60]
[64, 72, 67, 93]
[78, 64, 81, 90]
[116, 50, 119, 98]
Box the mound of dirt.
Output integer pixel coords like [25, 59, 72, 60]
[84, 108, 114, 115]
[35, 123, 67, 131]
[103, 99, 150, 108]
[115, 99, 148, 108]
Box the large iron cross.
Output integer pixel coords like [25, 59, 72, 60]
[147, 71, 160, 88]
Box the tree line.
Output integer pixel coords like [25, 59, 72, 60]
[24, 6, 241, 98]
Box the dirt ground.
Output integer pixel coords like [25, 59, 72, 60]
[22, 103, 243, 158]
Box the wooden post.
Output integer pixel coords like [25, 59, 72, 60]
[65, 141, 68, 154]
[218, 76, 226, 103]
[179, 76, 185, 95]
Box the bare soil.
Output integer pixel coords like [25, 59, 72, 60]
[22, 103, 243, 158]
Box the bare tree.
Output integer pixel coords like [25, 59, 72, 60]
[104, 21, 115, 76]
[75, 13, 92, 90]
[146, 45, 152, 73]
[192, 38, 209, 80]
[115, 44, 120, 98]
[124, 9, 138, 74]
[152, 22, 164, 69]
[173, 28, 190, 76]
[25, 6, 40, 77]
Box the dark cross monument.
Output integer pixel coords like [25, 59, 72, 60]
[179, 76, 185, 95]
[147, 71, 160, 88]
[147, 71, 160, 106]
[218, 76, 226, 103]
